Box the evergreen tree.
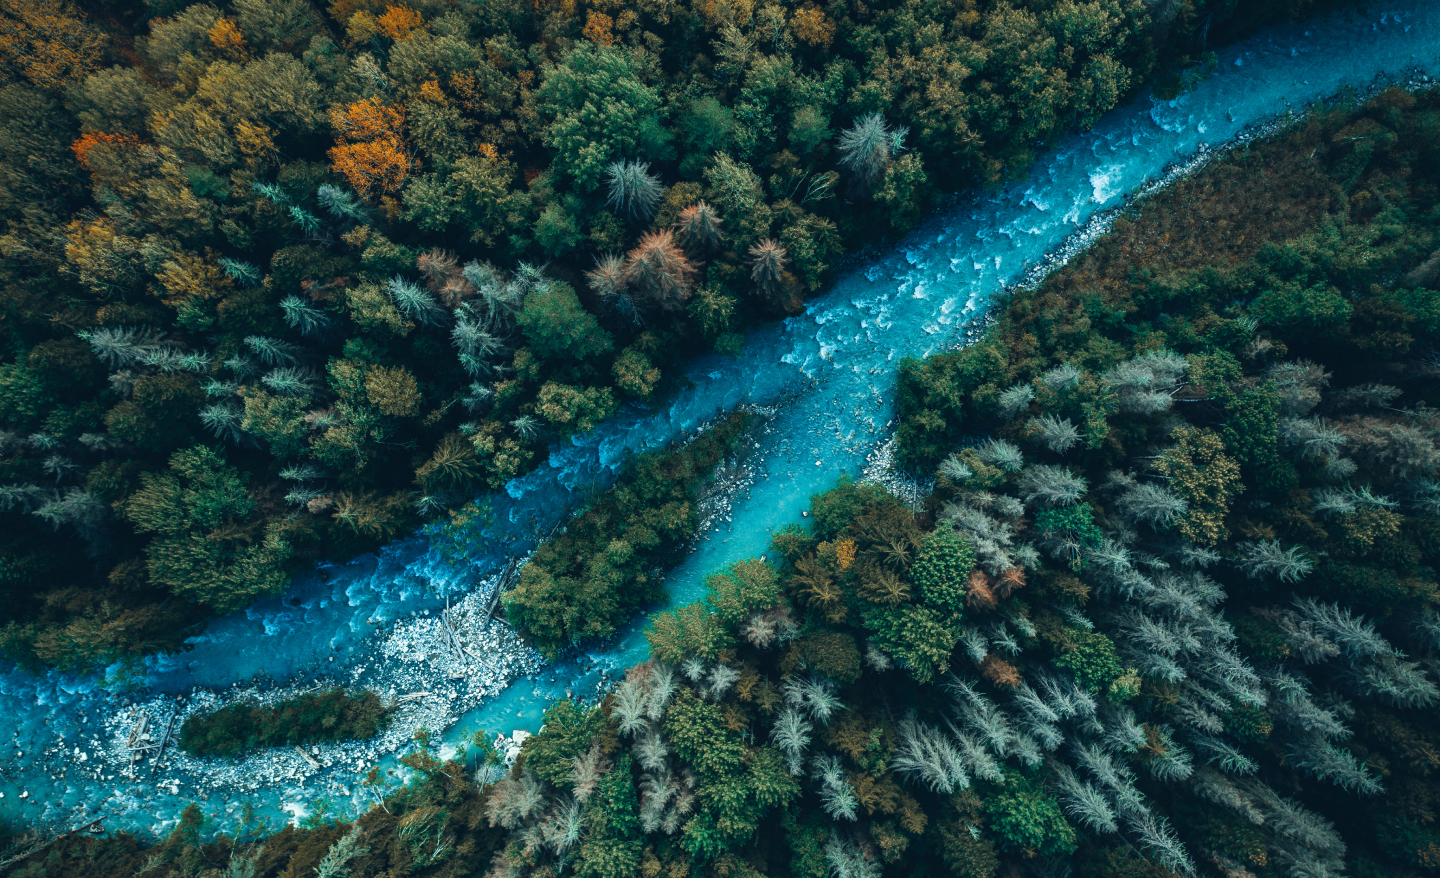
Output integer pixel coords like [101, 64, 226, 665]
[749, 238, 789, 292]
[605, 159, 663, 220]
[836, 113, 899, 189]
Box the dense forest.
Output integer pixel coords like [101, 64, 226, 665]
[7, 66, 1439, 878]
[0, 0, 1361, 673]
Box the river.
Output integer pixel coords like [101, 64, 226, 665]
[0, 2, 1437, 838]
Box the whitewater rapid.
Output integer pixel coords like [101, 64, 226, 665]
[1, 3, 1437, 837]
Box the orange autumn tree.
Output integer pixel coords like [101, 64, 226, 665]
[327, 96, 412, 197]
[71, 131, 143, 171]
[375, 4, 423, 40]
[71, 132, 157, 198]
[582, 11, 614, 46]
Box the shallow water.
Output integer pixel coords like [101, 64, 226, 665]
[1, 2, 1438, 836]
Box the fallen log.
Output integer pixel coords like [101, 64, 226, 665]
[150, 708, 178, 776]
[294, 746, 321, 769]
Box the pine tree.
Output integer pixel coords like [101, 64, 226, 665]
[243, 335, 304, 367]
[634, 727, 669, 772]
[825, 830, 882, 878]
[1126, 811, 1194, 876]
[452, 307, 505, 376]
[261, 367, 318, 396]
[771, 707, 812, 775]
[1143, 724, 1194, 781]
[487, 771, 546, 828]
[1018, 464, 1086, 507]
[199, 403, 244, 443]
[812, 754, 860, 821]
[31, 487, 107, 548]
[288, 204, 322, 234]
[279, 463, 326, 481]
[1279, 416, 1346, 458]
[783, 674, 842, 723]
[1290, 597, 1392, 659]
[1287, 734, 1382, 794]
[748, 238, 788, 291]
[705, 663, 739, 700]
[1235, 540, 1313, 582]
[584, 253, 627, 298]
[998, 383, 1036, 419]
[279, 295, 332, 335]
[1104, 351, 1186, 413]
[218, 258, 261, 286]
[836, 113, 895, 189]
[387, 276, 447, 326]
[976, 438, 1024, 472]
[77, 326, 164, 367]
[675, 201, 724, 253]
[891, 716, 968, 794]
[314, 824, 368, 878]
[462, 260, 530, 323]
[1115, 481, 1188, 528]
[612, 680, 648, 736]
[624, 231, 696, 309]
[646, 664, 676, 720]
[317, 183, 369, 223]
[1349, 656, 1440, 708]
[252, 180, 289, 205]
[1052, 765, 1118, 834]
[1028, 415, 1081, 453]
[135, 346, 209, 373]
[605, 159, 663, 220]
[1191, 735, 1259, 775]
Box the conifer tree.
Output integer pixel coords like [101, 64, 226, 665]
[624, 231, 696, 309]
[675, 201, 724, 253]
[605, 159, 663, 220]
[749, 238, 788, 291]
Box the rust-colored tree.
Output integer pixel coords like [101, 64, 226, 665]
[584, 253, 627, 298]
[676, 201, 725, 254]
[624, 230, 697, 311]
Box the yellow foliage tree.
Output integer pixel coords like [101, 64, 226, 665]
[0, 0, 105, 90]
[1154, 427, 1242, 547]
[789, 5, 835, 48]
[153, 249, 233, 309]
[364, 364, 422, 417]
[207, 18, 248, 58]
